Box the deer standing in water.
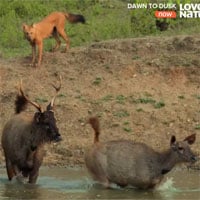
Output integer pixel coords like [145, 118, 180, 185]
[85, 117, 197, 189]
[1, 77, 62, 184]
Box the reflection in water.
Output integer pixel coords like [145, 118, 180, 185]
[0, 168, 200, 200]
[0, 177, 41, 199]
[39, 176, 91, 191]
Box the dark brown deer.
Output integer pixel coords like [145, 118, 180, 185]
[1, 77, 62, 184]
[85, 117, 197, 189]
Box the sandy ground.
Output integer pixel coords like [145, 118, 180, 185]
[0, 35, 199, 168]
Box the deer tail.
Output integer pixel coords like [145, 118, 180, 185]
[89, 117, 100, 143]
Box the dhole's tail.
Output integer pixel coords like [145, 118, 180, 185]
[15, 94, 28, 114]
[89, 117, 100, 143]
[65, 13, 85, 24]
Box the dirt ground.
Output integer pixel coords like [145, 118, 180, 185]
[0, 35, 199, 168]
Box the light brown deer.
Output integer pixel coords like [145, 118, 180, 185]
[1, 77, 62, 184]
[85, 117, 197, 189]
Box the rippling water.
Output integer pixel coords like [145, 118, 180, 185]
[0, 167, 199, 199]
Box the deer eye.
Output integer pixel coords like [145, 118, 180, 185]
[44, 124, 50, 129]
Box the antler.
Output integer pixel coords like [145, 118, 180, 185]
[19, 80, 43, 112]
[47, 75, 62, 110]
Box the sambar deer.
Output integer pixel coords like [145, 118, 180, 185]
[85, 117, 197, 189]
[1, 77, 62, 184]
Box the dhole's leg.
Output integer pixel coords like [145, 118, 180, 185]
[37, 42, 43, 67]
[52, 30, 61, 52]
[5, 158, 15, 181]
[57, 29, 70, 52]
[31, 43, 36, 66]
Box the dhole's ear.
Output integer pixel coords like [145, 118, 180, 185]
[22, 23, 28, 31]
[183, 134, 196, 145]
[31, 23, 36, 28]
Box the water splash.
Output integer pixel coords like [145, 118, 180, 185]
[156, 177, 178, 192]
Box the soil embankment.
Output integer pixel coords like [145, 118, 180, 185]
[0, 35, 199, 167]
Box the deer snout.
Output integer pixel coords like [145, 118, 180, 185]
[54, 133, 62, 142]
[191, 155, 198, 163]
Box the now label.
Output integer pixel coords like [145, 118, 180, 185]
[155, 11, 177, 18]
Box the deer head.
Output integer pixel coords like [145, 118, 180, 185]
[170, 134, 197, 163]
[19, 76, 62, 142]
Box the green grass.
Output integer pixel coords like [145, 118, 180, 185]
[75, 94, 86, 102]
[101, 94, 113, 102]
[116, 95, 126, 104]
[195, 124, 200, 130]
[1, 0, 200, 58]
[93, 77, 102, 85]
[76, 93, 165, 110]
[178, 95, 185, 99]
[58, 93, 66, 98]
[35, 97, 48, 103]
[113, 109, 130, 118]
[154, 101, 165, 109]
[129, 95, 165, 109]
[137, 97, 156, 104]
[195, 95, 200, 100]
[123, 121, 130, 125]
[123, 127, 132, 133]
[136, 108, 144, 112]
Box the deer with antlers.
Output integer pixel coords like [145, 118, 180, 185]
[1, 77, 62, 184]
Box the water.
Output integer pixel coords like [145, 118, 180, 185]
[0, 167, 199, 199]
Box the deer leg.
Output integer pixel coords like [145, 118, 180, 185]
[13, 165, 26, 183]
[28, 150, 43, 184]
[102, 179, 111, 188]
[28, 168, 39, 184]
[96, 174, 110, 188]
[5, 158, 15, 181]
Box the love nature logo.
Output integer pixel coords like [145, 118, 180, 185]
[127, 1, 200, 18]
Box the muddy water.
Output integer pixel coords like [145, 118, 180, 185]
[0, 167, 199, 200]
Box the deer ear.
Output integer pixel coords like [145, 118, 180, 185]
[184, 134, 196, 145]
[34, 112, 42, 123]
[170, 135, 177, 150]
[170, 135, 176, 145]
[46, 103, 53, 111]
